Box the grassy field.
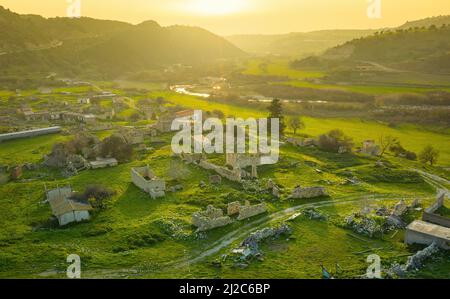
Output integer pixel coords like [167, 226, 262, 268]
[243, 58, 450, 95]
[151, 91, 450, 166]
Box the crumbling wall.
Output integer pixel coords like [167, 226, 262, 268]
[422, 191, 450, 228]
[131, 166, 166, 199]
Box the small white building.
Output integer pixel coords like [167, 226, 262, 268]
[405, 220, 450, 250]
[78, 97, 91, 105]
[47, 187, 93, 226]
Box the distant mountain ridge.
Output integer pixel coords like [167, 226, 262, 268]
[226, 15, 450, 57]
[226, 30, 376, 57]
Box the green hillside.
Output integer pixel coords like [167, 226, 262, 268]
[293, 25, 450, 74]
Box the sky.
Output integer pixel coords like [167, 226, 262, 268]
[1, 0, 450, 35]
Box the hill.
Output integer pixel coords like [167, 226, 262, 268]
[0, 6, 245, 76]
[293, 25, 450, 74]
[398, 15, 450, 30]
[226, 30, 376, 57]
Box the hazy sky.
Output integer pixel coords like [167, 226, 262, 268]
[1, 0, 450, 35]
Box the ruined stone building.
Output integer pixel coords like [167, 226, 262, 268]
[46, 186, 93, 226]
[226, 153, 260, 179]
[131, 166, 166, 199]
[360, 140, 381, 156]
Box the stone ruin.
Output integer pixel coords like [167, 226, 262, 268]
[192, 205, 232, 232]
[192, 201, 268, 232]
[422, 190, 449, 227]
[232, 224, 292, 261]
[131, 166, 166, 199]
[117, 127, 145, 145]
[360, 140, 381, 156]
[289, 185, 328, 199]
[227, 201, 267, 220]
[266, 179, 281, 198]
[345, 199, 420, 238]
[226, 153, 260, 179]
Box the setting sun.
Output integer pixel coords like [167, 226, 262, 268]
[182, 0, 248, 15]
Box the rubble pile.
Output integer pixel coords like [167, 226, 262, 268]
[232, 224, 292, 261]
[344, 199, 420, 238]
[303, 207, 328, 221]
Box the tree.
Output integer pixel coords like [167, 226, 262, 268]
[379, 135, 398, 160]
[156, 97, 165, 107]
[419, 145, 439, 166]
[267, 98, 286, 135]
[100, 135, 133, 162]
[288, 116, 305, 135]
[212, 109, 225, 119]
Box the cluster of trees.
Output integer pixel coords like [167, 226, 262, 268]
[317, 129, 354, 153]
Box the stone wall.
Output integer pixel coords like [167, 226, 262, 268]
[198, 160, 242, 182]
[237, 203, 267, 220]
[291, 186, 328, 199]
[192, 205, 232, 232]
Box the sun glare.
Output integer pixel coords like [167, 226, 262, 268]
[183, 0, 247, 16]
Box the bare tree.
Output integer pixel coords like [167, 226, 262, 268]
[288, 116, 305, 135]
[378, 135, 398, 160]
[419, 145, 439, 166]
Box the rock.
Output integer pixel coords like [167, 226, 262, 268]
[272, 186, 281, 198]
[199, 180, 206, 188]
[169, 185, 183, 192]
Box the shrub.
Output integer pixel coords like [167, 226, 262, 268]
[100, 134, 133, 162]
